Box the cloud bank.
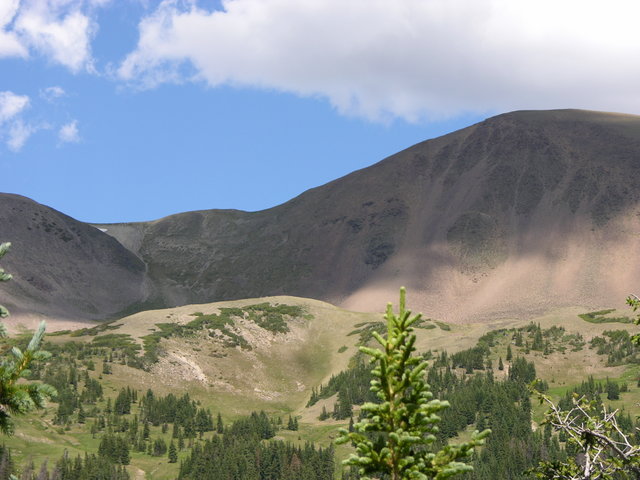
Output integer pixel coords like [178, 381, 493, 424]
[119, 0, 640, 121]
[0, 0, 27, 58]
[0, 0, 97, 72]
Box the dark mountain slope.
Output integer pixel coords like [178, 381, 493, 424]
[101, 109, 640, 321]
[0, 194, 146, 323]
[4, 109, 640, 324]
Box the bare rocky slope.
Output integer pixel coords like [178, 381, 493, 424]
[4, 109, 640, 324]
[0, 193, 146, 324]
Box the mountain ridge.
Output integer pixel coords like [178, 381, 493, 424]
[3, 109, 640, 325]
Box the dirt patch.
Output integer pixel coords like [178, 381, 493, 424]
[153, 349, 207, 385]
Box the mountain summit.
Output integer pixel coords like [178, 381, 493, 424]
[3, 109, 640, 324]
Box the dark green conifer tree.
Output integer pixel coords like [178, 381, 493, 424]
[114, 388, 131, 415]
[514, 332, 523, 348]
[77, 404, 85, 424]
[606, 379, 620, 400]
[153, 438, 167, 456]
[216, 412, 224, 434]
[168, 441, 178, 463]
[286, 415, 296, 431]
[90, 421, 99, 438]
[319, 406, 329, 421]
[532, 325, 544, 351]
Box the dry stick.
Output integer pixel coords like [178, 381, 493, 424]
[541, 393, 640, 478]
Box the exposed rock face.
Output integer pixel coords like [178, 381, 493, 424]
[4, 109, 640, 323]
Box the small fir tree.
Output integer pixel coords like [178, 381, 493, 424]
[606, 379, 620, 400]
[514, 332, 523, 347]
[336, 288, 489, 480]
[216, 412, 224, 434]
[77, 404, 85, 424]
[319, 406, 329, 421]
[286, 415, 298, 431]
[168, 441, 178, 463]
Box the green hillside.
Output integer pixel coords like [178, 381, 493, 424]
[3, 298, 640, 479]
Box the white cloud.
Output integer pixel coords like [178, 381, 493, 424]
[40, 85, 66, 101]
[119, 0, 640, 122]
[0, 91, 29, 123]
[0, 0, 27, 58]
[13, 0, 96, 73]
[59, 120, 80, 143]
[6, 119, 34, 151]
[0, 90, 36, 151]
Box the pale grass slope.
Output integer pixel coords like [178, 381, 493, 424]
[70, 296, 377, 415]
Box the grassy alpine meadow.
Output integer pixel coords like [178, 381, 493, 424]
[3, 297, 640, 478]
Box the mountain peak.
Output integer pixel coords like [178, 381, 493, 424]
[3, 109, 640, 324]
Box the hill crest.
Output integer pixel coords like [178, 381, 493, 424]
[3, 109, 640, 324]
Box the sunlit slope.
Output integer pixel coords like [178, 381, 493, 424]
[51, 296, 376, 413]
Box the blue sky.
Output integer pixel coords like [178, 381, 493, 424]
[2, 0, 639, 223]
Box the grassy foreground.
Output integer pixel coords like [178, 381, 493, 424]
[4, 298, 640, 479]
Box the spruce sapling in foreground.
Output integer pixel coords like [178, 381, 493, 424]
[0, 242, 12, 321]
[337, 287, 489, 480]
[0, 242, 56, 435]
